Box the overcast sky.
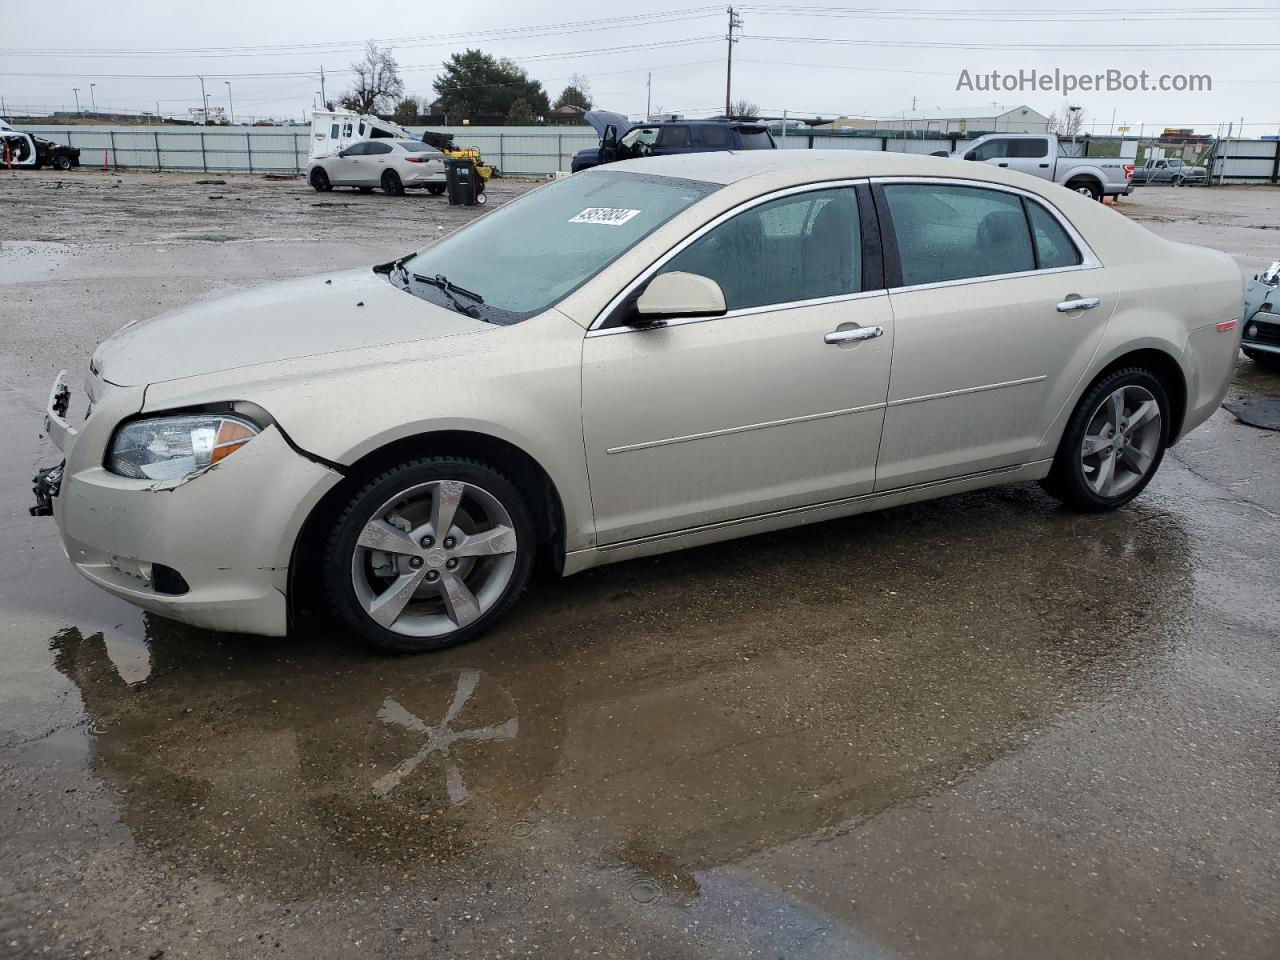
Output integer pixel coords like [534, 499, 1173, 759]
[3, 1, 1276, 135]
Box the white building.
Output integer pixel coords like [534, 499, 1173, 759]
[877, 105, 1050, 134]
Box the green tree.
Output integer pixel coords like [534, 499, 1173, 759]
[433, 49, 549, 120]
[391, 97, 421, 125]
[553, 73, 592, 111]
[507, 98, 536, 125]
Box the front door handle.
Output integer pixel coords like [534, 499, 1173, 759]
[824, 325, 883, 344]
[1056, 297, 1101, 312]
[997, 162, 1009, 167]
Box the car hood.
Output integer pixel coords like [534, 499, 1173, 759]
[92, 268, 489, 387]
[584, 110, 629, 139]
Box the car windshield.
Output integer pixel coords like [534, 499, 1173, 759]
[399, 171, 719, 323]
[735, 128, 773, 149]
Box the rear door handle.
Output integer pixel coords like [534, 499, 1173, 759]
[1056, 297, 1101, 312]
[824, 326, 883, 344]
[997, 162, 1009, 167]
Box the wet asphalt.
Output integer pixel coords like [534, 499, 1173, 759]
[1, 171, 1278, 959]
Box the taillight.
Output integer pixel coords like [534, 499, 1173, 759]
[404, 156, 430, 163]
[1123, 164, 1134, 179]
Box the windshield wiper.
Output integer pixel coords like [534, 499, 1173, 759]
[412, 273, 485, 318]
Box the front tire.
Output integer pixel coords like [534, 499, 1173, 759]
[1041, 368, 1170, 512]
[324, 457, 535, 653]
[309, 168, 332, 192]
[54, 155, 73, 171]
[381, 170, 405, 196]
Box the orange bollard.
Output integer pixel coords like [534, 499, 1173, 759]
[4, 142, 10, 170]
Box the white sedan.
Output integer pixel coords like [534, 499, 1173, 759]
[35, 151, 1243, 652]
[307, 138, 446, 196]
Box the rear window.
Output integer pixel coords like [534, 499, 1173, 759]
[734, 127, 773, 149]
[398, 140, 440, 154]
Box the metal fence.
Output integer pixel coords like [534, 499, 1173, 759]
[16, 124, 1280, 183]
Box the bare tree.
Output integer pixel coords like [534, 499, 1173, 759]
[339, 42, 405, 114]
[730, 98, 759, 119]
[1046, 101, 1086, 137]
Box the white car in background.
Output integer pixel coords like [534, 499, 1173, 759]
[307, 139, 447, 196]
[35, 151, 1243, 653]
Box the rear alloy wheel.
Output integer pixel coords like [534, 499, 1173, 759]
[309, 168, 332, 192]
[325, 458, 535, 653]
[1068, 180, 1102, 202]
[381, 170, 405, 196]
[1041, 368, 1169, 512]
[54, 155, 73, 171]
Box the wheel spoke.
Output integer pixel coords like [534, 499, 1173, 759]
[1108, 389, 1125, 434]
[1082, 433, 1110, 457]
[1128, 399, 1159, 433]
[1091, 451, 1116, 495]
[1120, 443, 1153, 475]
[357, 519, 420, 556]
[452, 525, 517, 557]
[367, 569, 428, 628]
[439, 573, 481, 628]
[431, 480, 465, 539]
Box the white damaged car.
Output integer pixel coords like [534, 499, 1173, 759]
[33, 151, 1244, 652]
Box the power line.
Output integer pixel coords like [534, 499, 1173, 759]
[749, 34, 1280, 50]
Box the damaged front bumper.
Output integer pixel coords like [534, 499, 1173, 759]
[32, 369, 341, 636]
[1243, 261, 1280, 356]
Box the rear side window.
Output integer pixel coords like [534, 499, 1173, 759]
[343, 123, 353, 137]
[1026, 201, 1082, 269]
[366, 142, 393, 155]
[657, 126, 691, 149]
[735, 128, 773, 149]
[1009, 138, 1049, 158]
[330, 123, 340, 139]
[883, 183, 1035, 286]
[699, 125, 729, 147]
[658, 187, 861, 309]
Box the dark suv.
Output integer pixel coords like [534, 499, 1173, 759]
[571, 112, 775, 173]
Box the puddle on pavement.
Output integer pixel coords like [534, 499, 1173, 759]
[39, 485, 1196, 902]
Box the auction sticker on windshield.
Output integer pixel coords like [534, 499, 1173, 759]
[569, 207, 641, 226]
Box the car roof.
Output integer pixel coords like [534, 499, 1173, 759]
[600, 148, 1041, 188]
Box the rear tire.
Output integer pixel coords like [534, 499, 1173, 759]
[54, 155, 73, 171]
[1040, 367, 1170, 512]
[381, 170, 404, 196]
[1067, 179, 1103, 202]
[309, 168, 332, 192]
[323, 456, 536, 653]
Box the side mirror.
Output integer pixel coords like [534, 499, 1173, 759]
[635, 272, 726, 323]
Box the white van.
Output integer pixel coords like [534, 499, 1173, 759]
[309, 111, 415, 160]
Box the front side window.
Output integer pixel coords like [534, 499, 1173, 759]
[657, 126, 691, 149]
[970, 139, 1010, 161]
[342, 142, 368, 157]
[658, 187, 862, 310]
[883, 183, 1035, 286]
[401, 171, 718, 323]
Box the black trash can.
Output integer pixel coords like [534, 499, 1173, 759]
[445, 158, 486, 206]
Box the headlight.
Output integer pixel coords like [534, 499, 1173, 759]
[107, 414, 259, 481]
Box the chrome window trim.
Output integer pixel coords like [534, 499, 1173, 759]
[588, 178, 875, 334]
[871, 176, 1103, 293]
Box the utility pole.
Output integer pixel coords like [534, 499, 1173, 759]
[911, 96, 917, 111]
[73, 88, 81, 117]
[225, 81, 235, 125]
[646, 72, 652, 120]
[319, 66, 327, 108]
[724, 5, 742, 117]
[198, 75, 207, 124]
[89, 83, 96, 115]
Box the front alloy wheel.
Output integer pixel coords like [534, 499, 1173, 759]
[325, 458, 534, 652]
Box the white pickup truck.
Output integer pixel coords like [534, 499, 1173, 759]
[952, 133, 1133, 202]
